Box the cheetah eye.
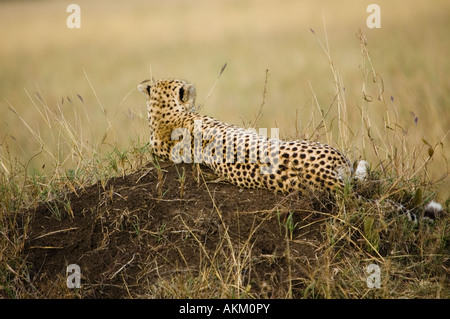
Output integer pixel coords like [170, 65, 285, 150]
[179, 87, 185, 102]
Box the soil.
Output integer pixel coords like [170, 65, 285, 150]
[24, 161, 334, 298]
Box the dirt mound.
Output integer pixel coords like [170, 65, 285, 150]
[24, 161, 332, 298]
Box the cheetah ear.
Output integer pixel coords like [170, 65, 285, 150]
[179, 83, 196, 105]
[137, 82, 151, 97]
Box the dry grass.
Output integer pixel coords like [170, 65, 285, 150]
[0, 0, 449, 299]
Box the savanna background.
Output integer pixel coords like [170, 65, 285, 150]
[0, 0, 449, 299]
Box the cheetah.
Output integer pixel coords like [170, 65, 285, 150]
[138, 78, 353, 195]
[137, 78, 444, 221]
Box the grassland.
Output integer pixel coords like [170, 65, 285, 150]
[0, 0, 449, 299]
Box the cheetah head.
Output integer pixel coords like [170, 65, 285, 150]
[137, 78, 196, 112]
